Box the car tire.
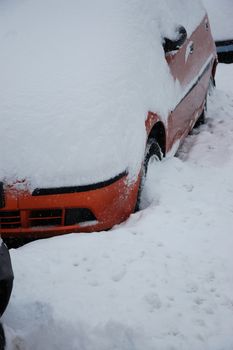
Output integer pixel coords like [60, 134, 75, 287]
[135, 138, 162, 211]
[194, 76, 215, 129]
[0, 323, 5, 350]
[0, 242, 14, 318]
[194, 102, 206, 128]
[0, 280, 13, 318]
[144, 139, 162, 175]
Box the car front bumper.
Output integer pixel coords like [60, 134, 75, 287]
[0, 173, 140, 239]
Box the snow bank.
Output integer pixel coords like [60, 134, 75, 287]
[202, 0, 233, 41]
[2, 64, 233, 350]
[0, 0, 205, 189]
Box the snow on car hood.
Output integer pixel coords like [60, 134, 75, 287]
[0, 0, 205, 190]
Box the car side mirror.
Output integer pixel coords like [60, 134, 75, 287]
[163, 26, 187, 53]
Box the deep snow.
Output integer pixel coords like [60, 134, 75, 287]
[2, 64, 233, 350]
[0, 0, 205, 189]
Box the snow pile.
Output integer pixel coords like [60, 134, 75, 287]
[203, 0, 233, 41]
[0, 0, 205, 189]
[2, 64, 233, 350]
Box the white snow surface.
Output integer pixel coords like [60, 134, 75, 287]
[0, 0, 205, 189]
[203, 0, 233, 41]
[2, 64, 233, 349]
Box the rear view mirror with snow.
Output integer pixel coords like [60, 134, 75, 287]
[163, 25, 187, 53]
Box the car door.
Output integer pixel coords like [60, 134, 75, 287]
[165, 16, 216, 152]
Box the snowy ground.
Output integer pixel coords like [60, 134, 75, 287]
[2, 64, 233, 350]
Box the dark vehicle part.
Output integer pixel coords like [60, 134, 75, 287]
[0, 323, 5, 350]
[143, 139, 163, 176]
[163, 26, 187, 53]
[135, 139, 162, 211]
[0, 241, 13, 317]
[215, 39, 233, 63]
[194, 105, 206, 128]
[194, 75, 215, 129]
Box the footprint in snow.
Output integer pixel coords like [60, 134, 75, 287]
[111, 266, 127, 282]
[144, 292, 162, 312]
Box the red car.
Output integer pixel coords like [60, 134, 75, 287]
[0, 2, 217, 240]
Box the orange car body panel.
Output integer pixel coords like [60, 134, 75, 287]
[0, 16, 217, 239]
[146, 16, 217, 153]
[0, 175, 140, 238]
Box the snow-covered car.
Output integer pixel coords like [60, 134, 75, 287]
[0, 0, 217, 239]
[203, 0, 233, 63]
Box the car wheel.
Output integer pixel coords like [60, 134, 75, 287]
[0, 323, 5, 350]
[194, 76, 215, 129]
[135, 138, 162, 211]
[0, 280, 13, 318]
[144, 139, 162, 175]
[194, 101, 206, 128]
[0, 240, 13, 318]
